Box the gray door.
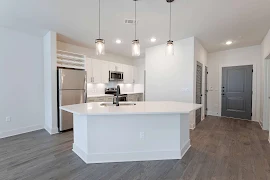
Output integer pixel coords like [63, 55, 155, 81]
[221, 65, 253, 120]
[205, 66, 208, 117]
[58, 90, 85, 131]
[196, 62, 203, 125]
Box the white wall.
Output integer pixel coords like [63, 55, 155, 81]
[194, 39, 208, 118]
[207, 45, 261, 122]
[145, 37, 195, 102]
[145, 37, 197, 128]
[133, 58, 145, 93]
[44, 31, 58, 134]
[261, 29, 270, 130]
[0, 27, 44, 138]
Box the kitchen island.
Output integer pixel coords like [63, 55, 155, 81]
[60, 101, 202, 164]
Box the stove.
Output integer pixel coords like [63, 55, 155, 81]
[105, 88, 127, 102]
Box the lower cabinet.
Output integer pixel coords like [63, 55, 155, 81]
[127, 93, 143, 101]
[87, 96, 114, 103]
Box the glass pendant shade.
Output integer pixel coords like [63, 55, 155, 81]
[95, 39, 105, 55]
[132, 40, 140, 56]
[166, 40, 174, 56]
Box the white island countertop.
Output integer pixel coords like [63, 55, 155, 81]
[61, 101, 202, 116]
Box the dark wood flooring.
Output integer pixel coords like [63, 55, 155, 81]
[1, 116, 270, 180]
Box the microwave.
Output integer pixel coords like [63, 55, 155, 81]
[109, 71, 124, 81]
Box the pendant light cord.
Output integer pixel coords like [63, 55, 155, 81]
[99, 0, 101, 39]
[135, 0, 137, 40]
[169, 2, 171, 40]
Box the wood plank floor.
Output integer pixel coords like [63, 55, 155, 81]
[1, 116, 270, 180]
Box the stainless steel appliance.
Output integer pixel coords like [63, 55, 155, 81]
[105, 87, 127, 102]
[109, 71, 124, 81]
[57, 68, 87, 132]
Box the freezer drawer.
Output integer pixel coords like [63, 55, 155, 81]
[58, 90, 86, 131]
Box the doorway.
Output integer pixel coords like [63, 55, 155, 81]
[221, 65, 253, 120]
[196, 62, 203, 125]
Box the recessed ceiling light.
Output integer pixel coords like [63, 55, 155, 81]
[226, 40, 233, 45]
[150, 37, 157, 42]
[116, 39, 122, 44]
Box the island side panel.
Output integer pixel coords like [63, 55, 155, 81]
[180, 113, 191, 158]
[72, 114, 89, 163]
[85, 114, 182, 164]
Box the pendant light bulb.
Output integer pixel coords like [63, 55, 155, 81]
[95, 0, 105, 55]
[166, 0, 174, 56]
[166, 40, 174, 56]
[132, 40, 140, 56]
[132, 0, 140, 57]
[95, 39, 105, 55]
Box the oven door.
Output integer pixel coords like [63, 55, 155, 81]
[109, 71, 123, 81]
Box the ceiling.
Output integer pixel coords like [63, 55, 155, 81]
[1, 0, 270, 58]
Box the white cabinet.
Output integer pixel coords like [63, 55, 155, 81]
[132, 66, 138, 84]
[101, 61, 109, 83]
[91, 59, 102, 83]
[109, 62, 123, 72]
[85, 58, 93, 83]
[123, 65, 133, 84]
[86, 58, 109, 84]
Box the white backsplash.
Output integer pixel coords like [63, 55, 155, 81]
[87, 82, 134, 95]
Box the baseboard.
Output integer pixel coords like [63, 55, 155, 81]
[0, 125, 43, 139]
[189, 123, 195, 130]
[73, 143, 182, 164]
[181, 140, 191, 158]
[44, 125, 59, 135]
[207, 111, 219, 116]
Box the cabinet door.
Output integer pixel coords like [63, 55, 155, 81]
[85, 58, 93, 83]
[123, 65, 133, 84]
[115, 63, 123, 72]
[101, 61, 109, 83]
[132, 66, 137, 84]
[91, 59, 102, 83]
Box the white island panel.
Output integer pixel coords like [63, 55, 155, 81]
[73, 113, 190, 164]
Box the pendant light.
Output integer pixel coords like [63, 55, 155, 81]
[132, 0, 140, 56]
[166, 0, 174, 56]
[95, 0, 105, 55]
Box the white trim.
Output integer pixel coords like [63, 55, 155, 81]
[73, 143, 186, 164]
[207, 111, 219, 116]
[0, 125, 43, 139]
[44, 125, 59, 135]
[181, 140, 191, 158]
[189, 123, 195, 130]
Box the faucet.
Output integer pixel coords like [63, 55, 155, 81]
[114, 85, 120, 106]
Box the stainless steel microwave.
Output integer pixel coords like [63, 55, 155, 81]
[109, 71, 124, 81]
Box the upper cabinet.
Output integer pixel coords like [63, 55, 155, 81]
[86, 58, 109, 84]
[123, 65, 133, 84]
[133, 66, 138, 84]
[109, 62, 123, 72]
[86, 58, 137, 84]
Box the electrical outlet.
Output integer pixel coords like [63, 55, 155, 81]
[6, 116, 11, 122]
[140, 132, 145, 140]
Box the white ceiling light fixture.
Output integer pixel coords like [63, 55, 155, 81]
[116, 39, 122, 44]
[226, 40, 233, 45]
[151, 37, 157, 42]
[166, 0, 174, 56]
[95, 0, 105, 55]
[132, 0, 140, 57]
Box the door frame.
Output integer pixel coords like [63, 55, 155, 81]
[196, 61, 203, 125]
[263, 56, 270, 130]
[218, 64, 257, 121]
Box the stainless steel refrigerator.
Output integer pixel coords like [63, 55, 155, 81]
[57, 68, 87, 132]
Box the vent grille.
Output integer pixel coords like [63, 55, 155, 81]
[124, 19, 139, 25]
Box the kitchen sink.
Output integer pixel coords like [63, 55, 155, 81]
[100, 102, 136, 107]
